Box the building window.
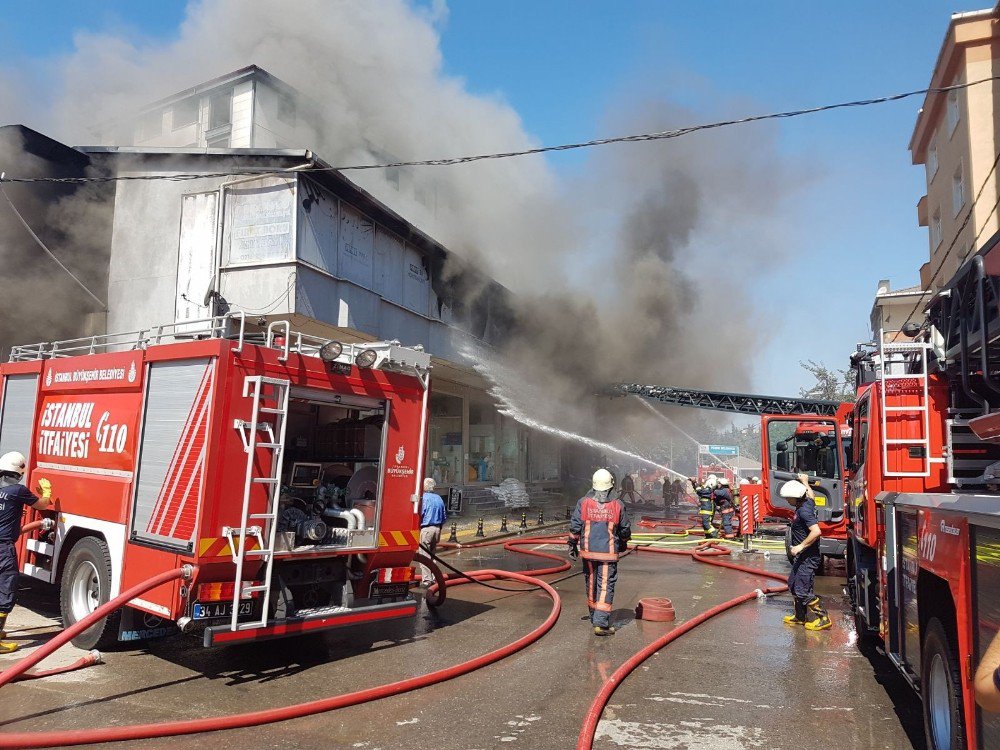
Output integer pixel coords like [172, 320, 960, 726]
[947, 85, 960, 137]
[931, 210, 942, 249]
[953, 162, 965, 217]
[428, 392, 464, 486]
[498, 415, 526, 481]
[927, 139, 938, 181]
[173, 97, 199, 129]
[209, 91, 232, 130]
[469, 398, 499, 482]
[528, 433, 561, 482]
[137, 110, 162, 140]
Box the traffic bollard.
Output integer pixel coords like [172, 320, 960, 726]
[475, 518, 485, 537]
[500, 515, 508, 532]
[565, 506, 571, 520]
[448, 523, 458, 543]
[519, 512, 528, 530]
[537, 510, 544, 526]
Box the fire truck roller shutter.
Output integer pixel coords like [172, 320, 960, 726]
[130, 359, 215, 551]
[0, 373, 39, 465]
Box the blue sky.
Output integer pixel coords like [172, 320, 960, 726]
[1, 0, 978, 398]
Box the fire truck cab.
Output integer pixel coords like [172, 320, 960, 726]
[2, 315, 431, 648]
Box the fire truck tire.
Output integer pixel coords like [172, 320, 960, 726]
[921, 617, 965, 750]
[59, 537, 121, 651]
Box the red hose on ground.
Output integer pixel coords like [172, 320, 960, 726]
[575, 541, 789, 750]
[0, 568, 560, 749]
[0, 566, 193, 689]
[12, 651, 102, 682]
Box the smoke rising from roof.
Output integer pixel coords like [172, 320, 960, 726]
[0, 1, 803, 454]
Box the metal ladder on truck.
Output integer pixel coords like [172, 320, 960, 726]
[878, 332, 931, 478]
[227, 376, 291, 631]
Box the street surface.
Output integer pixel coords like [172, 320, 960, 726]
[0, 526, 924, 750]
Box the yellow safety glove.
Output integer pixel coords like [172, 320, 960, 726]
[36, 477, 52, 499]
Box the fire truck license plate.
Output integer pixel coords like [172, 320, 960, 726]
[192, 601, 253, 620]
[370, 582, 410, 599]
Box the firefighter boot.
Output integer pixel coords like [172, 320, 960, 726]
[804, 597, 832, 631]
[783, 599, 807, 626]
[0, 613, 18, 654]
[594, 625, 616, 636]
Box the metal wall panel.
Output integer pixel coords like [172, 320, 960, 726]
[338, 203, 375, 288]
[0, 374, 39, 465]
[175, 192, 218, 325]
[374, 226, 403, 303]
[131, 359, 214, 551]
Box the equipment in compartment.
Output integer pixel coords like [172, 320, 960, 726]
[275, 395, 385, 551]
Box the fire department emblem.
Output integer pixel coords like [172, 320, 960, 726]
[45, 369, 52, 387]
[127, 360, 137, 383]
[396, 446, 405, 464]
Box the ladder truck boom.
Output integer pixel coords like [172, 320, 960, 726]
[614, 383, 844, 416]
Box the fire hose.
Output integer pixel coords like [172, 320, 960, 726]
[0, 560, 561, 748]
[575, 540, 789, 750]
[2, 534, 789, 749]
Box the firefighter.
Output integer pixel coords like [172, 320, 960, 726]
[714, 477, 736, 539]
[567, 468, 632, 636]
[691, 475, 718, 537]
[780, 477, 831, 631]
[0, 451, 51, 653]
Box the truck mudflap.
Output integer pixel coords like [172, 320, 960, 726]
[202, 596, 418, 646]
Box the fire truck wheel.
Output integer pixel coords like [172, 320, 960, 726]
[59, 536, 121, 651]
[921, 617, 965, 750]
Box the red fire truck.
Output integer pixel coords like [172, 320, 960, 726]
[846, 232, 1000, 750]
[2, 314, 432, 649]
[617, 384, 852, 558]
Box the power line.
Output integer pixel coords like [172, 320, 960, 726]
[2, 75, 999, 186]
[898, 147, 1000, 332]
[0, 181, 108, 310]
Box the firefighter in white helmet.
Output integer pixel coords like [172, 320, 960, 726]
[568, 468, 632, 636]
[690, 474, 719, 538]
[780, 476, 831, 631]
[0, 451, 52, 653]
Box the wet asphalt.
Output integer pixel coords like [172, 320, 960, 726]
[0, 532, 924, 750]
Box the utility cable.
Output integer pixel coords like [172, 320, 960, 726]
[1, 76, 998, 186]
[0, 180, 108, 310]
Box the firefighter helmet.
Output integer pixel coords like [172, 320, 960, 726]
[779, 479, 809, 500]
[704, 474, 719, 489]
[718, 477, 730, 486]
[592, 468, 615, 491]
[0, 451, 26, 477]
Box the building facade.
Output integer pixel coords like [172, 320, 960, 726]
[869, 279, 931, 342]
[910, 6, 1000, 290]
[2, 67, 571, 513]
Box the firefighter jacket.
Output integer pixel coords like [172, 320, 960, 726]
[569, 491, 632, 562]
[696, 486, 715, 515]
[714, 487, 735, 514]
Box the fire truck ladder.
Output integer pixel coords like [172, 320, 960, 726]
[877, 334, 931, 478]
[612, 384, 842, 416]
[227, 375, 291, 632]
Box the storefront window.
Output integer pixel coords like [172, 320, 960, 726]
[428, 392, 463, 486]
[469, 398, 499, 482]
[499, 415, 526, 481]
[529, 433, 561, 482]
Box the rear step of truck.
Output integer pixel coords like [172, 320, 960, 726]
[202, 597, 417, 646]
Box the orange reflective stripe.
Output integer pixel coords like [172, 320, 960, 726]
[593, 601, 612, 612]
[598, 563, 609, 606]
[580, 551, 619, 562]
